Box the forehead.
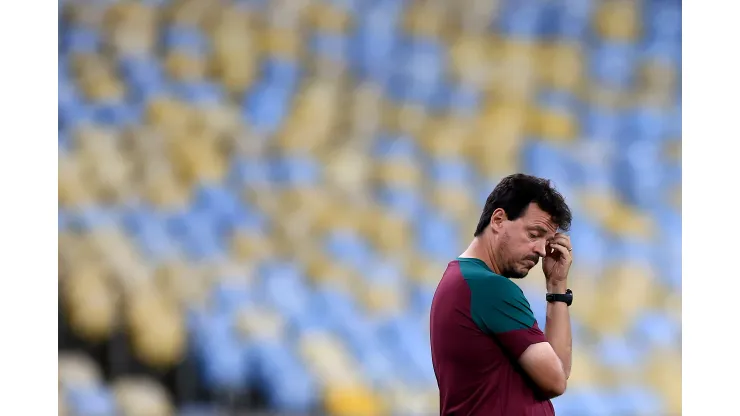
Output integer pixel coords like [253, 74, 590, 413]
[518, 203, 558, 232]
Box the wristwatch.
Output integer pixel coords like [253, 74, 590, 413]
[546, 289, 573, 306]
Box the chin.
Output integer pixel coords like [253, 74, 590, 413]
[506, 269, 529, 279]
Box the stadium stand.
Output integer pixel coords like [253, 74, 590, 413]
[58, 0, 682, 415]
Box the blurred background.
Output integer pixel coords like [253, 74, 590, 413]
[58, 0, 681, 415]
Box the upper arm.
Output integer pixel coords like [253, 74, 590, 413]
[468, 278, 566, 397]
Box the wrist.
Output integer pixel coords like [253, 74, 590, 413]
[546, 281, 568, 294]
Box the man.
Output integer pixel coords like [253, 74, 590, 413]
[430, 174, 574, 415]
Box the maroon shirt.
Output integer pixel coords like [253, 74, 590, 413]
[430, 258, 555, 416]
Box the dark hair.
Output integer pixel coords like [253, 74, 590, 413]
[474, 174, 572, 236]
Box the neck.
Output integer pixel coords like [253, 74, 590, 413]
[461, 236, 502, 275]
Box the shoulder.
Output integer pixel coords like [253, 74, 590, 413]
[456, 258, 525, 299]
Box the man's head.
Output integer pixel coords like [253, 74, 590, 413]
[474, 174, 572, 279]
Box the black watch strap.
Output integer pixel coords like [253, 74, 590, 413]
[546, 289, 573, 306]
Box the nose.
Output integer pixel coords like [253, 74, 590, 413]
[534, 241, 547, 258]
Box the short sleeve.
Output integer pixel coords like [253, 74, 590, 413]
[467, 277, 548, 359]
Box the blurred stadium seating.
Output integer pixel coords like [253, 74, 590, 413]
[58, 0, 681, 415]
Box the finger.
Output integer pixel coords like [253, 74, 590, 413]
[551, 235, 572, 251]
[549, 242, 572, 261]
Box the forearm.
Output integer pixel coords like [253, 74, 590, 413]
[545, 282, 572, 379]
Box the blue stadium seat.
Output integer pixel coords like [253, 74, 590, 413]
[444, 84, 482, 115]
[311, 32, 349, 64]
[581, 106, 622, 142]
[387, 37, 447, 106]
[414, 211, 459, 259]
[198, 330, 251, 390]
[429, 158, 476, 186]
[62, 27, 101, 54]
[595, 335, 646, 370]
[644, 1, 682, 44]
[254, 342, 317, 412]
[228, 157, 273, 188]
[552, 387, 612, 416]
[351, 0, 402, 81]
[64, 386, 117, 416]
[241, 83, 293, 135]
[567, 217, 609, 270]
[324, 229, 374, 270]
[172, 81, 226, 105]
[66, 207, 120, 232]
[260, 58, 302, 92]
[210, 282, 254, 316]
[119, 55, 166, 103]
[630, 311, 681, 351]
[497, 0, 544, 39]
[589, 43, 637, 89]
[604, 386, 666, 415]
[163, 26, 210, 56]
[377, 187, 427, 219]
[272, 155, 322, 188]
[92, 101, 141, 127]
[540, 0, 593, 40]
[261, 268, 313, 323]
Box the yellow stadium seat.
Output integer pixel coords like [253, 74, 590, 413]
[166, 0, 215, 28]
[195, 103, 243, 138]
[568, 349, 608, 389]
[307, 1, 352, 33]
[126, 288, 186, 369]
[104, 2, 158, 57]
[363, 210, 413, 256]
[487, 40, 539, 102]
[62, 262, 117, 343]
[419, 117, 470, 159]
[235, 306, 286, 342]
[80, 73, 127, 103]
[429, 186, 477, 224]
[638, 60, 679, 95]
[465, 103, 526, 176]
[112, 377, 175, 416]
[155, 260, 211, 310]
[385, 383, 442, 415]
[230, 229, 276, 263]
[645, 349, 681, 415]
[586, 84, 630, 110]
[165, 50, 207, 82]
[580, 191, 656, 239]
[209, 19, 259, 94]
[324, 383, 386, 416]
[538, 42, 585, 93]
[359, 282, 406, 316]
[323, 148, 373, 196]
[346, 82, 385, 138]
[59, 153, 93, 208]
[453, 0, 503, 35]
[527, 106, 579, 143]
[594, 0, 641, 43]
[382, 103, 430, 137]
[299, 331, 367, 390]
[168, 134, 228, 186]
[62, 1, 106, 29]
[261, 28, 302, 59]
[582, 264, 659, 335]
[403, 1, 447, 38]
[449, 34, 493, 88]
[146, 98, 194, 133]
[58, 351, 103, 389]
[141, 164, 190, 210]
[373, 160, 424, 189]
[278, 80, 341, 153]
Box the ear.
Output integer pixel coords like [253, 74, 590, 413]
[489, 208, 508, 232]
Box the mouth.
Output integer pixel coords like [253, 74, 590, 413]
[524, 259, 537, 268]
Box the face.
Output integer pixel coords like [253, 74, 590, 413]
[492, 203, 558, 279]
